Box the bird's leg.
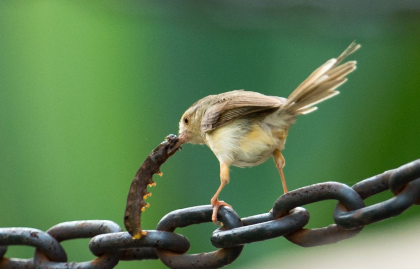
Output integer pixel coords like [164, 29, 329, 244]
[210, 161, 232, 225]
[273, 149, 288, 193]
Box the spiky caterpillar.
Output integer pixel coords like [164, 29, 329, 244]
[124, 134, 181, 239]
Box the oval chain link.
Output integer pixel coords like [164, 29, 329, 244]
[33, 220, 122, 269]
[156, 205, 244, 269]
[0, 228, 67, 269]
[211, 207, 309, 248]
[272, 182, 365, 247]
[334, 166, 420, 228]
[89, 230, 190, 260]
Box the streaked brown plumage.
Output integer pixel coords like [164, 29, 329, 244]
[178, 42, 361, 224]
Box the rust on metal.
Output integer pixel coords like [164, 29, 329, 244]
[124, 134, 181, 239]
[0, 159, 418, 268]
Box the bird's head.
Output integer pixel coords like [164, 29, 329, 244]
[178, 102, 205, 145]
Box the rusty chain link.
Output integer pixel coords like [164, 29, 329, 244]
[1, 159, 419, 269]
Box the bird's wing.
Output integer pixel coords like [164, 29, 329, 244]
[201, 90, 285, 133]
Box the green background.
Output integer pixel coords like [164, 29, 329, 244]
[0, 1, 419, 268]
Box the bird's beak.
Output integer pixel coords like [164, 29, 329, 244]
[177, 132, 188, 145]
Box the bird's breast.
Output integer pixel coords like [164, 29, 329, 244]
[205, 119, 286, 168]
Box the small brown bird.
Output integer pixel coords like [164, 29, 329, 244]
[178, 42, 360, 224]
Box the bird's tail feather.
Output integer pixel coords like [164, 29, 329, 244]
[281, 42, 360, 116]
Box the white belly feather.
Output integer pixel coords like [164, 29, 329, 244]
[204, 117, 288, 168]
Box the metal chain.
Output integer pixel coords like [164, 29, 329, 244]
[1, 159, 419, 269]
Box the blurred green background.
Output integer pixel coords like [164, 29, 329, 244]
[0, 1, 419, 268]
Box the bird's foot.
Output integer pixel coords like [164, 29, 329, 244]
[211, 198, 232, 225]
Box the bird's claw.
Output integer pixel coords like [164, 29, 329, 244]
[211, 198, 232, 225]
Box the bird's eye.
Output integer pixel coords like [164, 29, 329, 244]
[184, 117, 189, 124]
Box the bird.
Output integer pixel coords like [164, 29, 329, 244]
[177, 42, 360, 224]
